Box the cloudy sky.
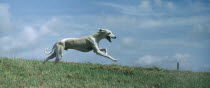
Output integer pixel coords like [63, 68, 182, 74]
[0, 0, 210, 72]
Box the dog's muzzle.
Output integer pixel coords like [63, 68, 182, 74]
[106, 34, 116, 42]
[112, 36, 117, 39]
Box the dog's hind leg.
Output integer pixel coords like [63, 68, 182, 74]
[54, 45, 64, 64]
[43, 52, 56, 64]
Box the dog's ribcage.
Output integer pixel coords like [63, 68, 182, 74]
[62, 37, 93, 52]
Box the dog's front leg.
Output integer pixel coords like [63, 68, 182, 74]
[90, 38, 117, 62]
[100, 48, 107, 54]
[94, 49, 117, 62]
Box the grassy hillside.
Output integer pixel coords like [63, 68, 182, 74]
[0, 57, 209, 88]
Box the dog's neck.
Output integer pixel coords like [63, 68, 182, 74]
[91, 32, 105, 43]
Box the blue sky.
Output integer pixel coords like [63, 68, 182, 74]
[0, 0, 210, 72]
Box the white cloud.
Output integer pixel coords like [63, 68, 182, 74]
[0, 9, 50, 57]
[38, 17, 91, 37]
[137, 55, 161, 65]
[21, 26, 38, 41]
[0, 26, 39, 52]
[137, 53, 191, 70]
[174, 53, 189, 62]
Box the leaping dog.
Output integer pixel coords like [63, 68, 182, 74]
[43, 28, 117, 64]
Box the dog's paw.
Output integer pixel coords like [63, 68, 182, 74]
[112, 59, 118, 62]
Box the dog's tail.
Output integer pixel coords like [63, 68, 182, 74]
[44, 44, 55, 55]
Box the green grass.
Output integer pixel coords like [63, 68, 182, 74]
[0, 57, 209, 88]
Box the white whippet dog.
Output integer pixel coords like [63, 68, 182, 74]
[43, 28, 117, 64]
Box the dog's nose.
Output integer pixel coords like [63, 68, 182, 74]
[113, 36, 117, 39]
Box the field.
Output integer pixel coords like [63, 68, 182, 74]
[0, 57, 209, 88]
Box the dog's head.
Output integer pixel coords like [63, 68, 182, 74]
[98, 28, 116, 42]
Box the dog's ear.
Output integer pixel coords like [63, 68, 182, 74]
[98, 28, 103, 32]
